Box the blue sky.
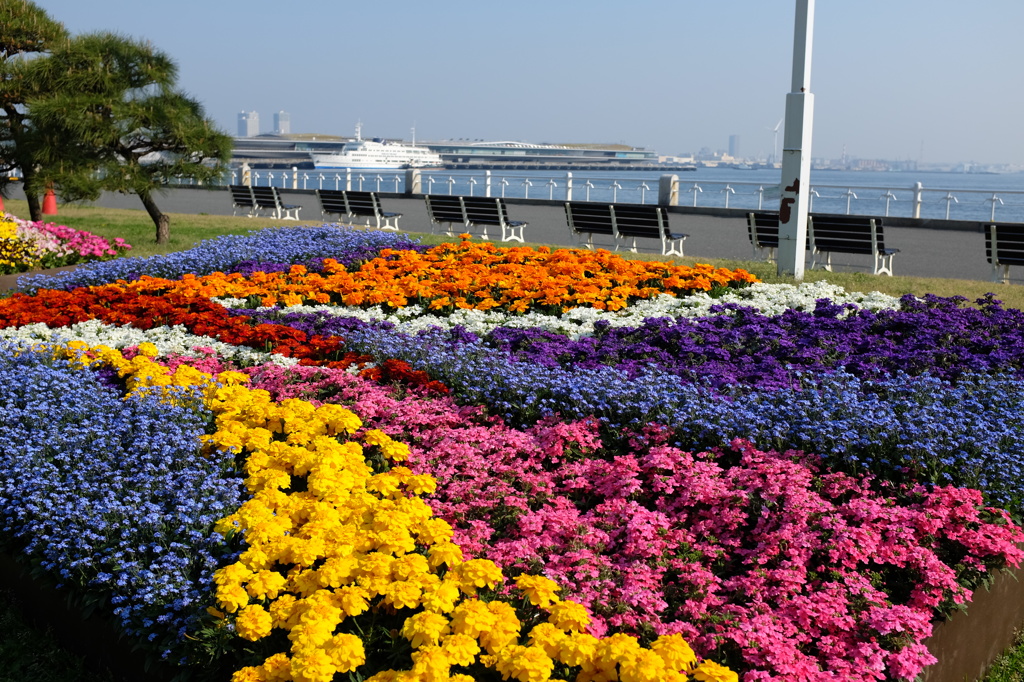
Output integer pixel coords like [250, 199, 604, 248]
[33, 1, 1024, 165]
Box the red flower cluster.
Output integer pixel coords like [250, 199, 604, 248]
[0, 286, 357, 366]
[359, 358, 449, 395]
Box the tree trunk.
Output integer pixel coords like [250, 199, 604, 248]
[20, 168, 43, 221]
[138, 190, 169, 244]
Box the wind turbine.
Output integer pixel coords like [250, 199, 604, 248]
[767, 118, 782, 166]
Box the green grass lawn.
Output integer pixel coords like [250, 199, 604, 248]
[3, 198, 1024, 681]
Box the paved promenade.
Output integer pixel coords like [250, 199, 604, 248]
[8, 184, 1015, 285]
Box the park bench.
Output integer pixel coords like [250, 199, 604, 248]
[250, 185, 302, 220]
[808, 213, 898, 276]
[564, 201, 687, 256]
[315, 188, 349, 221]
[423, 195, 527, 242]
[462, 196, 527, 242]
[228, 185, 257, 217]
[985, 222, 1024, 284]
[424, 195, 467, 236]
[344, 190, 402, 230]
[747, 211, 781, 263]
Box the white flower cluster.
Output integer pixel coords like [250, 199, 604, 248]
[215, 281, 904, 341]
[0, 320, 299, 366]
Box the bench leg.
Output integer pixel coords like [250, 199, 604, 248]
[873, 252, 894, 276]
[662, 237, 685, 258]
[810, 249, 832, 271]
[501, 224, 525, 243]
[993, 263, 1010, 284]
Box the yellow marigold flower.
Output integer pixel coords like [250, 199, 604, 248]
[391, 553, 431, 581]
[417, 518, 455, 546]
[547, 600, 592, 633]
[289, 649, 335, 682]
[515, 574, 562, 608]
[491, 645, 555, 682]
[136, 341, 159, 357]
[259, 652, 292, 682]
[452, 558, 503, 595]
[421, 579, 462, 614]
[331, 584, 370, 617]
[317, 403, 362, 435]
[595, 632, 642, 670]
[441, 633, 481, 667]
[528, 622, 568, 659]
[246, 569, 287, 601]
[383, 580, 423, 611]
[426, 540, 463, 569]
[651, 633, 698, 672]
[235, 604, 274, 641]
[619, 649, 670, 682]
[557, 632, 599, 669]
[325, 633, 365, 673]
[217, 582, 251, 614]
[450, 600, 497, 639]
[268, 594, 300, 629]
[230, 666, 265, 682]
[404, 473, 436, 495]
[318, 556, 358, 589]
[691, 660, 739, 682]
[410, 645, 452, 681]
[401, 611, 452, 649]
[480, 600, 521, 654]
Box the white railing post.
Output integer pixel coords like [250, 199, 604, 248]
[374, 175, 383, 191]
[880, 190, 897, 216]
[584, 180, 594, 201]
[638, 182, 650, 204]
[485, 170, 492, 198]
[292, 167, 298, 189]
[346, 169, 352, 191]
[522, 179, 533, 198]
[301, 173, 309, 190]
[658, 174, 679, 206]
[446, 176, 456, 195]
[843, 189, 857, 214]
[317, 173, 324, 190]
[405, 168, 422, 194]
[392, 176, 401, 192]
[426, 176, 436, 194]
[809, 188, 819, 212]
[688, 183, 703, 207]
[912, 182, 924, 219]
[989, 193, 1004, 221]
[500, 178, 509, 198]
[547, 178, 558, 200]
[944, 192, 958, 220]
[610, 181, 621, 202]
[468, 177, 478, 196]
[565, 172, 573, 202]
[721, 184, 735, 208]
[357, 174, 365, 190]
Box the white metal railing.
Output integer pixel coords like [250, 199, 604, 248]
[191, 168, 1024, 223]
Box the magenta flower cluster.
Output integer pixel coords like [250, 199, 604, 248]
[13, 215, 131, 262]
[152, 353, 1024, 681]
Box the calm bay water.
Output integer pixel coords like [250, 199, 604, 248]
[277, 166, 1024, 223]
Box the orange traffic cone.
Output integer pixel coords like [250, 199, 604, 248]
[42, 187, 57, 215]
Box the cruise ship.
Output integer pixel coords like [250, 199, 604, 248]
[309, 123, 443, 170]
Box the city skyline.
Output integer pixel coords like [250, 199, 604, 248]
[32, 0, 1024, 166]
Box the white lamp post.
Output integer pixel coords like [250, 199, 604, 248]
[777, 0, 816, 279]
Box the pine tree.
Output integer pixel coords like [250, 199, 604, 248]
[28, 32, 232, 243]
[0, 0, 69, 220]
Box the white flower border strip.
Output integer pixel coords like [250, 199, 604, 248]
[0, 320, 300, 367]
[215, 281, 904, 341]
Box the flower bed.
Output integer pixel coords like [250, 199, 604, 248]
[0, 212, 131, 274]
[2, 226, 1023, 681]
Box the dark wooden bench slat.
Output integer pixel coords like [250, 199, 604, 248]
[808, 213, 897, 275]
[987, 222, 1024, 282]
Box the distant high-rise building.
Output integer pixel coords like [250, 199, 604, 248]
[237, 110, 259, 137]
[273, 111, 291, 135]
[728, 134, 740, 158]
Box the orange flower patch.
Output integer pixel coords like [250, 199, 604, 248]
[120, 239, 759, 314]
